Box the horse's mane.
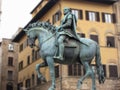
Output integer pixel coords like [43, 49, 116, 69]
[26, 21, 56, 33]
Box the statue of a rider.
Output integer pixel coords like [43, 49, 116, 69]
[54, 7, 81, 60]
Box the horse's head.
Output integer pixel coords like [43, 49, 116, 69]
[23, 28, 37, 48]
[24, 21, 56, 48]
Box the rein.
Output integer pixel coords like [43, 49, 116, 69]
[40, 32, 56, 47]
[31, 32, 56, 51]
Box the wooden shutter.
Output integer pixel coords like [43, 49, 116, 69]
[102, 13, 105, 22]
[52, 15, 55, 24]
[86, 11, 89, 20]
[112, 13, 116, 23]
[79, 10, 83, 19]
[96, 12, 100, 22]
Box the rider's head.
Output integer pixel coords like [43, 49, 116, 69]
[63, 7, 71, 15]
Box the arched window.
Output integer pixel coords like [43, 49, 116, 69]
[77, 33, 85, 38]
[89, 30, 99, 44]
[6, 82, 13, 90]
[106, 35, 115, 47]
[90, 34, 99, 44]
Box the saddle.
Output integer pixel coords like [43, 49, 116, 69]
[54, 38, 80, 63]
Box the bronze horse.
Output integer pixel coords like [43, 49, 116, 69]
[24, 21, 105, 90]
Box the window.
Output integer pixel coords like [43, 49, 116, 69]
[52, 10, 61, 24]
[8, 57, 13, 66]
[68, 63, 81, 76]
[23, 39, 28, 49]
[19, 61, 23, 71]
[37, 50, 41, 59]
[106, 36, 115, 47]
[19, 44, 23, 52]
[25, 79, 31, 89]
[27, 56, 30, 65]
[102, 13, 116, 23]
[18, 82, 23, 90]
[77, 33, 85, 38]
[86, 11, 100, 22]
[32, 74, 35, 86]
[8, 71, 13, 80]
[55, 66, 59, 78]
[90, 34, 99, 44]
[109, 65, 118, 78]
[32, 49, 35, 62]
[8, 44, 14, 51]
[72, 9, 83, 19]
[35, 51, 38, 60]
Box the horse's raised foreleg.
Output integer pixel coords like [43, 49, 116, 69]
[46, 56, 56, 90]
[36, 61, 48, 82]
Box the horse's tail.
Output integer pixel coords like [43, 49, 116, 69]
[95, 45, 105, 84]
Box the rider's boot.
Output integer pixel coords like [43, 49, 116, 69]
[54, 43, 64, 60]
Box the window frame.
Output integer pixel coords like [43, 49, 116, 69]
[90, 34, 99, 44]
[19, 61, 23, 71]
[8, 57, 13, 66]
[106, 36, 115, 47]
[71, 9, 83, 20]
[68, 63, 82, 76]
[52, 10, 61, 24]
[8, 70, 13, 80]
[86, 11, 100, 22]
[8, 44, 14, 51]
[109, 65, 118, 78]
[102, 13, 116, 23]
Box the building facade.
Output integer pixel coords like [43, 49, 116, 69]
[13, 0, 120, 90]
[0, 38, 18, 90]
[114, 0, 120, 77]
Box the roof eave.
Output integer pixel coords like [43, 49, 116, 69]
[12, 0, 59, 42]
[86, 0, 118, 4]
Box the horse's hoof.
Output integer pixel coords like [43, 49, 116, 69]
[48, 87, 55, 90]
[48, 86, 55, 90]
[77, 81, 82, 90]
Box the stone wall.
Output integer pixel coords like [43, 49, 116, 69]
[35, 78, 120, 90]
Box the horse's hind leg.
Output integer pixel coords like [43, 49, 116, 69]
[36, 61, 48, 82]
[77, 62, 95, 90]
[77, 62, 90, 90]
[90, 68, 96, 90]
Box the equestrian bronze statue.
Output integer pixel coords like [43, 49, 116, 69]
[24, 7, 105, 90]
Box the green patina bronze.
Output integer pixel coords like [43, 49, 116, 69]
[24, 7, 105, 90]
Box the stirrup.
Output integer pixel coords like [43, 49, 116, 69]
[53, 56, 63, 60]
